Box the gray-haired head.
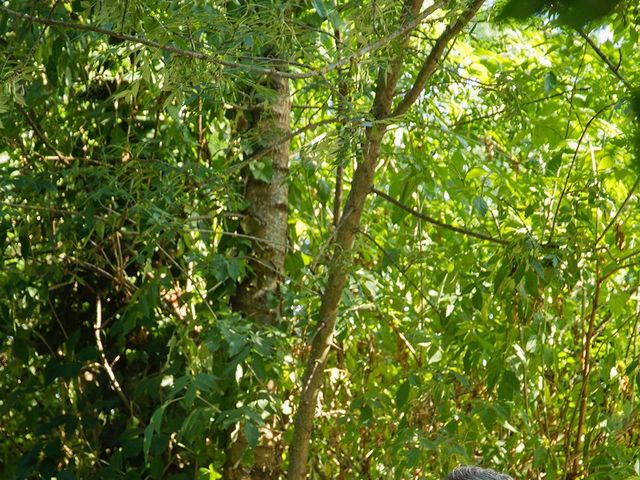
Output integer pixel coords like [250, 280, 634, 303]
[445, 466, 513, 480]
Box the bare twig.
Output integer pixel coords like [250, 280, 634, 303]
[94, 296, 134, 415]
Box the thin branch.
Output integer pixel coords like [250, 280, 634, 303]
[381, 310, 421, 367]
[595, 175, 640, 245]
[616, 246, 640, 264]
[0, 6, 283, 76]
[602, 260, 640, 282]
[94, 296, 136, 417]
[547, 103, 614, 244]
[1, 2, 447, 81]
[18, 106, 72, 164]
[577, 28, 631, 90]
[391, 0, 486, 118]
[572, 269, 602, 474]
[371, 187, 509, 245]
[454, 90, 583, 128]
[236, 117, 337, 169]
[359, 228, 445, 326]
[564, 46, 587, 140]
[155, 243, 219, 321]
[333, 27, 349, 227]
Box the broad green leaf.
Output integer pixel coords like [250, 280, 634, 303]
[473, 196, 489, 217]
[395, 381, 410, 409]
[244, 421, 259, 448]
[144, 407, 165, 461]
[311, 0, 328, 18]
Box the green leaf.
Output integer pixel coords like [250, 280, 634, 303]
[524, 268, 538, 295]
[472, 288, 484, 310]
[359, 404, 373, 424]
[473, 196, 489, 217]
[311, 0, 328, 18]
[226, 258, 242, 281]
[144, 406, 165, 461]
[94, 219, 105, 240]
[327, 10, 344, 30]
[198, 465, 223, 480]
[544, 71, 558, 93]
[493, 261, 509, 293]
[395, 381, 410, 409]
[406, 447, 420, 468]
[466, 166, 487, 181]
[480, 406, 497, 430]
[249, 159, 273, 182]
[167, 375, 191, 399]
[184, 382, 197, 408]
[497, 370, 520, 401]
[44, 360, 82, 385]
[497, 0, 546, 20]
[244, 421, 259, 448]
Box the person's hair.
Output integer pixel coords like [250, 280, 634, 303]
[445, 466, 513, 480]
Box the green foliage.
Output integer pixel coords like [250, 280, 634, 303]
[1, 0, 640, 479]
[498, 0, 623, 26]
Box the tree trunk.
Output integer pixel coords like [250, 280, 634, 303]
[286, 0, 485, 477]
[224, 71, 291, 480]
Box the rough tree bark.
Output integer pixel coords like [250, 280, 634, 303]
[230, 73, 291, 325]
[286, 0, 486, 478]
[224, 71, 291, 480]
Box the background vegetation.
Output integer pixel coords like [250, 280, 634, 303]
[1, 0, 639, 479]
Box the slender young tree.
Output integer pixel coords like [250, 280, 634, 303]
[287, 0, 486, 477]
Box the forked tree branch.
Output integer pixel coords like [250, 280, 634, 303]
[286, 1, 486, 477]
[392, 0, 486, 117]
[18, 106, 72, 164]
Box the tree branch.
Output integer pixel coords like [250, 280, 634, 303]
[392, 0, 486, 118]
[571, 269, 602, 475]
[596, 175, 640, 245]
[547, 103, 614, 244]
[453, 90, 584, 128]
[18, 106, 72, 164]
[1, 2, 447, 81]
[286, 1, 486, 477]
[577, 28, 631, 90]
[236, 117, 337, 170]
[94, 297, 135, 416]
[359, 227, 445, 325]
[372, 187, 508, 245]
[286, 0, 426, 475]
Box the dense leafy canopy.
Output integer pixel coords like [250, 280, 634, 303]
[1, 0, 640, 479]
